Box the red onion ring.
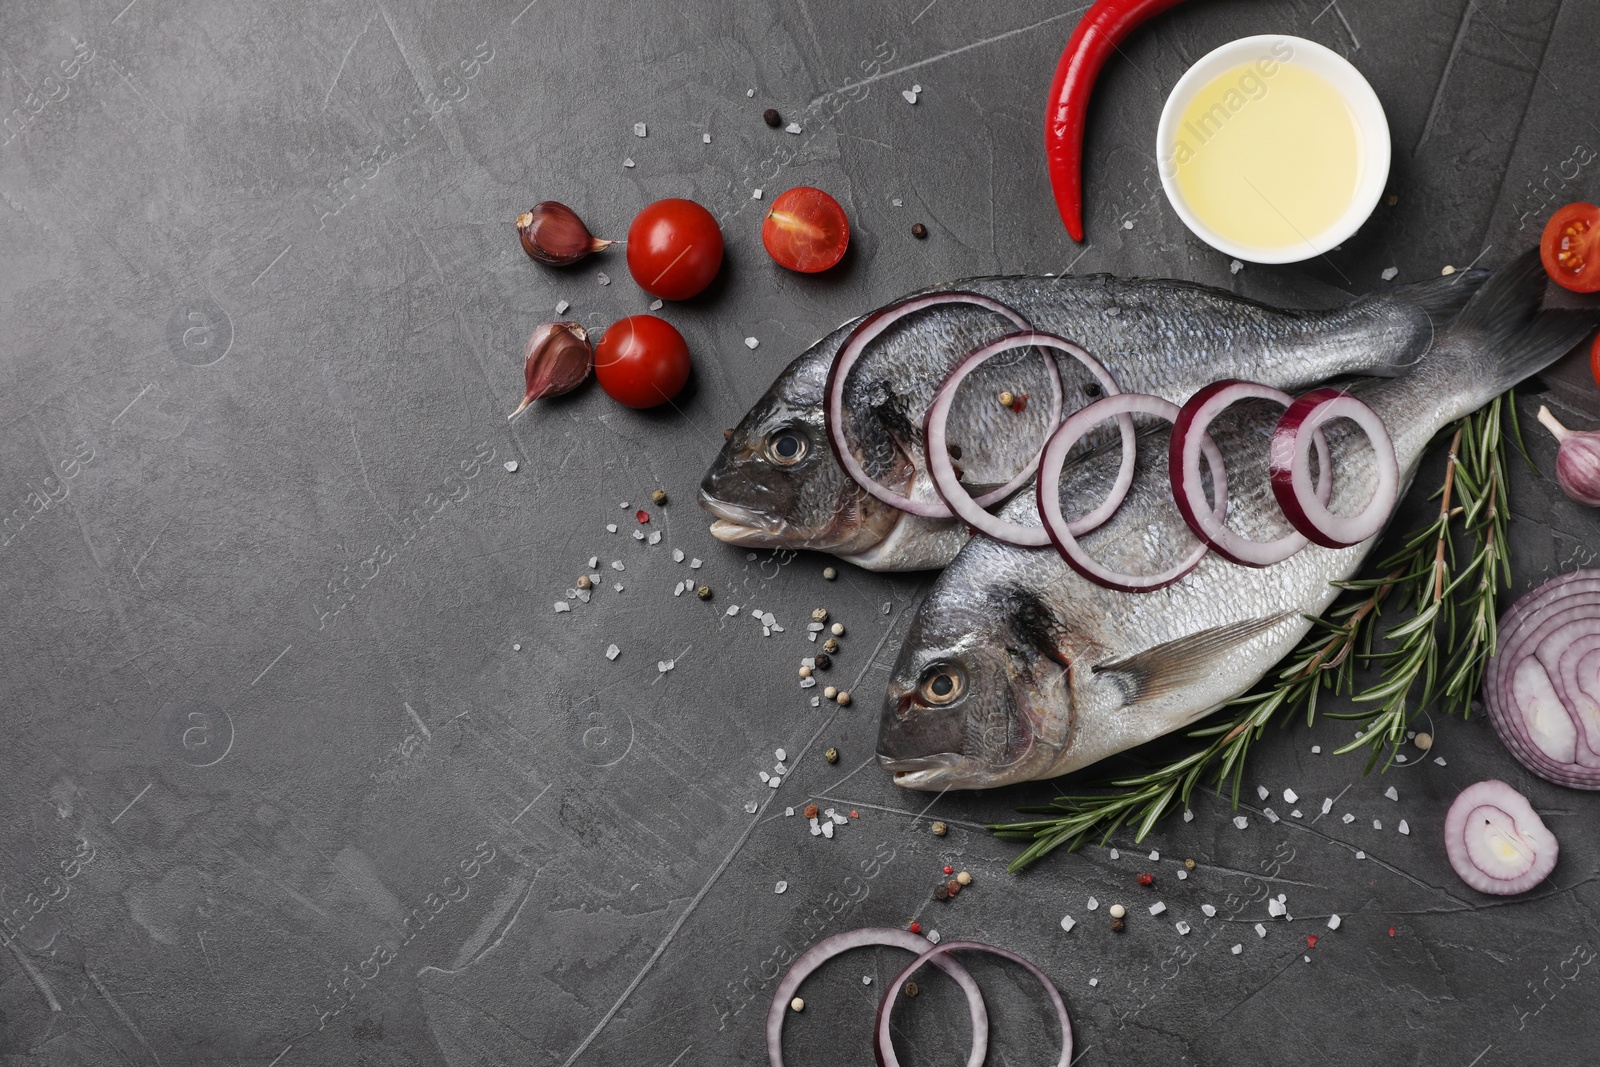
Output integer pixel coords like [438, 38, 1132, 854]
[767, 928, 988, 1067]
[1037, 393, 1227, 592]
[1268, 387, 1399, 549]
[1443, 779, 1559, 895]
[876, 941, 1072, 1067]
[1170, 380, 1332, 567]
[1485, 570, 1600, 788]
[826, 292, 1032, 518]
[925, 331, 1128, 547]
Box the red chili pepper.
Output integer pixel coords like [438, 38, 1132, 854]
[1045, 0, 1192, 241]
[636, 509, 650, 523]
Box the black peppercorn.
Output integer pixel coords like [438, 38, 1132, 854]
[904, 981, 920, 998]
[696, 585, 712, 600]
[933, 884, 949, 901]
[1110, 917, 1126, 933]
[911, 222, 928, 239]
[813, 652, 832, 671]
[763, 108, 781, 127]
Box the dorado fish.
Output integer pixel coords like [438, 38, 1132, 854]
[699, 271, 1485, 571]
[876, 253, 1597, 790]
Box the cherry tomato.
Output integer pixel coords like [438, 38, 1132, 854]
[1591, 332, 1600, 390]
[594, 315, 691, 409]
[625, 199, 723, 300]
[1540, 202, 1600, 293]
[762, 187, 850, 273]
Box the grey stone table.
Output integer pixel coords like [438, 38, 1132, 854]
[2, 1, 1597, 1064]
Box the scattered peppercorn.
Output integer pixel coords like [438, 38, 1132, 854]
[1108, 903, 1126, 919]
[763, 108, 782, 127]
[822, 637, 839, 654]
[943, 865, 954, 875]
[724, 428, 734, 440]
[823, 685, 838, 699]
[1415, 732, 1433, 751]
[798, 666, 812, 679]
[1137, 872, 1154, 887]
[636, 509, 650, 523]
[1306, 934, 1319, 949]
[1184, 858, 1196, 871]
[824, 747, 839, 764]
[1385, 193, 1399, 207]
[577, 575, 593, 590]
[823, 566, 837, 580]
[911, 222, 928, 239]
[836, 691, 852, 706]
[946, 879, 962, 896]
[849, 810, 858, 818]
[904, 980, 920, 997]
[651, 489, 667, 505]
[790, 997, 805, 1012]
[830, 622, 845, 636]
[1010, 393, 1030, 414]
[811, 608, 828, 622]
[696, 584, 712, 600]
[933, 884, 950, 901]
[812, 652, 832, 670]
[955, 870, 971, 886]
[804, 804, 820, 820]
[999, 390, 1016, 407]
[930, 821, 948, 837]
[1110, 917, 1127, 933]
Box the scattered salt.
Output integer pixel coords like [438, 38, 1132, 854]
[689, 558, 703, 569]
[1384, 786, 1399, 801]
[775, 880, 787, 893]
[747, 88, 755, 97]
[606, 523, 618, 533]
[1086, 896, 1099, 911]
[776, 748, 787, 761]
[759, 771, 770, 784]
[658, 659, 674, 673]
[588, 557, 598, 568]
[1264, 808, 1280, 824]
[1398, 820, 1410, 835]
[673, 549, 685, 562]
[1177, 869, 1188, 881]
[1257, 785, 1269, 801]
[1123, 220, 1134, 230]
[623, 158, 635, 168]
[785, 122, 801, 134]
[1149, 850, 1160, 861]
[1254, 923, 1267, 938]
[1109, 849, 1119, 859]
[821, 821, 834, 839]
[1201, 903, 1217, 918]
[862, 976, 872, 985]
[1231, 944, 1243, 955]
[512, 643, 521, 651]
[745, 800, 759, 813]
[606, 644, 620, 660]
[799, 678, 816, 689]
[1089, 977, 1099, 987]
[1291, 810, 1302, 819]
[901, 89, 918, 104]
[1233, 816, 1249, 830]
[1395, 754, 1408, 763]
[703, 133, 712, 144]
[769, 777, 781, 789]
[785, 807, 794, 817]
[1434, 756, 1447, 766]
[927, 931, 941, 944]
[504, 460, 519, 472]
[726, 605, 740, 616]
[1355, 850, 1365, 859]
[556, 299, 570, 314]
[1327, 914, 1342, 930]
[1175, 920, 1191, 935]
[597, 272, 610, 286]
[892, 198, 903, 207]
[1183, 810, 1194, 823]
[554, 602, 570, 613]
[674, 581, 685, 597]
[1268, 899, 1286, 918]
[1381, 266, 1399, 281]
[1060, 914, 1076, 933]
[634, 122, 647, 137]
[1283, 788, 1299, 804]
[648, 531, 661, 545]
[753, 189, 763, 199]
[1373, 819, 1382, 830]
[612, 560, 625, 571]
[744, 337, 760, 350]
[809, 818, 821, 836]
[1230, 259, 1243, 274]
[810, 696, 820, 707]
[1312, 746, 1321, 754]
[633, 529, 645, 541]
[1321, 798, 1333, 815]
[1149, 901, 1167, 916]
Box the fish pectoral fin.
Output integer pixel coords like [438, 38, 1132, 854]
[1092, 612, 1299, 706]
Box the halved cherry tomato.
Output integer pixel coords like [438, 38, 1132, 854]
[594, 315, 691, 409]
[762, 187, 850, 273]
[626, 199, 723, 301]
[1590, 332, 1600, 390]
[1540, 202, 1600, 293]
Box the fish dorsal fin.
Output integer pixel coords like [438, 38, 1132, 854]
[1093, 613, 1299, 706]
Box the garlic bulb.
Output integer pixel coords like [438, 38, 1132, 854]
[1537, 405, 1600, 507]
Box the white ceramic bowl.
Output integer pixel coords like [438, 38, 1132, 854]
[1156, 34, 1390, 264]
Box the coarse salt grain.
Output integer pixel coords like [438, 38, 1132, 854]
[612, 560, 625, 571]
[759, 772, 770, 784]
[785, 807, 794, 817]
[745, 801, 759, 813]
[1175, 920, 1191, 935]
[1149, 850, 1160, 861]
[658, 659, 674, 672]
[1381, 266, 1399, 281]
[1089, 977, 1099, 987]
[588, 557, 598, 568]
[673, 549, 685, 562]
[554, 602, 570, 613]
[1355, 850, 1365, 859]
[650, 299, 664, 311]
[1109, 849, 1119, 859]
[633, 529, 645, 541]
[769, 777, 781, 788]
[1233, 816, 1249, 830]
[556, 299, 570, 314]
[774, 880, 787, 893]
[1327, 914, 1342, 930]
[927, 931, 941, 944]
[1264, 808, 1280, 824]
[597, 272, 610, 286]
[1398, 820, 1410, 835]
[744, 337, 760, 350]
[1183, 810, 1194, 822]
[1254, 923, 1267, 938]
[1434, 756, 1447, 766]
[1312, 746, 1321, 754]
[512, 643, 521, 651]
[623, 158, 635, 168]
[1373, 819, 1382, 831]
[674, 581, 686, 597]
[504, 460, 519, 472]
[1060, 914, 1076, 933]
[776, 749, 786, 761]
[1201, 904, 1217, 918]
[753, 189, 763, 199]
[634, 122, 647, 137]
[1148, 901, 1167, 916]
[1230, 259, 1244, 274]
[648, 531, 661, 545]
[1321, 798, 1333, 814]
[1385, 786, 1399, 801]
[1086, 896, 1099, 910]
[703, 133, 712, 143]
[1257, 785, 1269, 801]
[1283, 788, 1298, 804]
[785, 122, 801, 134]
[1231, 944, 1243, 955]
[690, 558, 702, 568]
[1341, 813, 1355, 824]
[606, 644, 620, 660]
[606, 523, 618, 533]
[726, 605, 740, 616]
[1268, 899, 1286, 918]
[902, 89, 918, 104]
[1177, 869, 1188, 880]
[821, 821, 834, 839]
[1291, 810, 1302, 819]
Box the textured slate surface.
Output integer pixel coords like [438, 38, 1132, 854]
[1, 1, 1597, 1064]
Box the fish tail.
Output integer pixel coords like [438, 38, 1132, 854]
[1344, 268, 1488, 375]
[1443, 249, 1600, 395]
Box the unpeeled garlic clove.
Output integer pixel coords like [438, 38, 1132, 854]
[1537, 405, 1600, 507]
[515, 202, 611, 266]
[510, 322, 592, 418]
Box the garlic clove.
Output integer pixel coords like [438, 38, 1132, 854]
[511, 322, 592, 418]
[515, 202, 612, 266]
[1537, 405, 1600, 507]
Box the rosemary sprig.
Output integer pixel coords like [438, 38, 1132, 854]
[991, 395, 1519, 873]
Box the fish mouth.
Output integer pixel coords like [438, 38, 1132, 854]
[878, 752, 963, 790]
[699, 489, 788, 547]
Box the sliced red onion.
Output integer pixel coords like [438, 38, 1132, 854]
[1170, 380, 1331, 567]
[1037, 393, 1226, 592]
[877, 941, 1071, 1067]
[767, 927, 988, 1067]
[1443, 780, 1559, 895]
[1485, 570, 1600, 788]
[826, 292, 1031, 517]
[925, 331, 1127, 547]
[1268, 387, 1399, 549]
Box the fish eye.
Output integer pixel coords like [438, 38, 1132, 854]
[917, 663, 965, 706]
[765, 427, 810, 466]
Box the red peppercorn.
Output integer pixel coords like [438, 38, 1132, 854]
[636, 509, 650, 523]
[1388, 926, 1396, 938]
[909, 922, 922, 934]
[1137, 872, 1154, 887]
[1010, 393, 1030, 414]
[849, 810, 859, 818]
[943, 865, 954, 875]
[1306, 935, 1319, 949]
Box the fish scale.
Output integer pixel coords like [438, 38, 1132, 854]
[876, 252, 1600, 790]
[700, 270, 1487, 571]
